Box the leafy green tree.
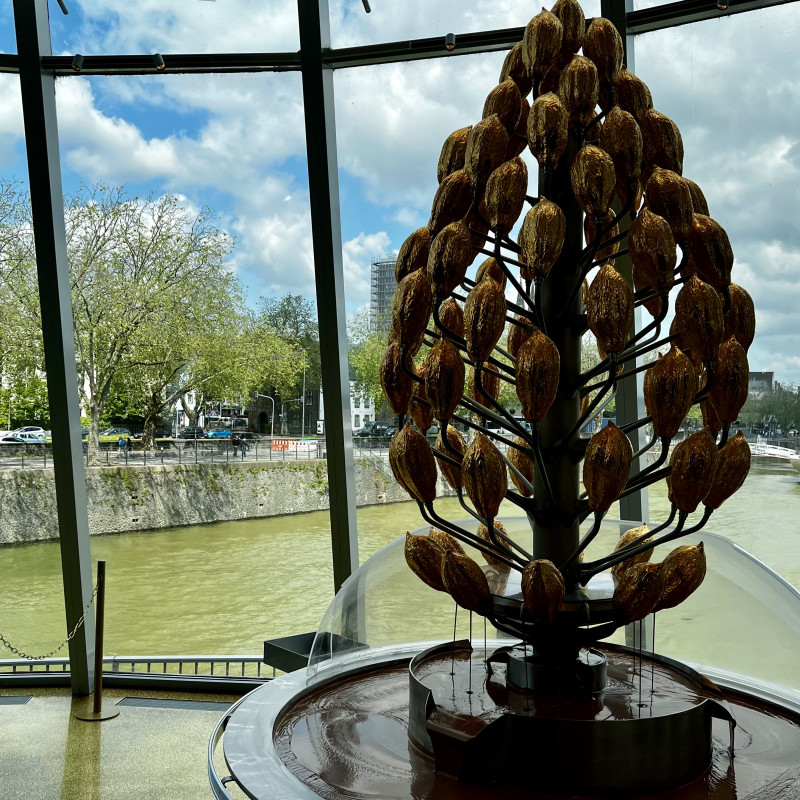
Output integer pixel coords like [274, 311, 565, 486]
[64, 186, 235, 459]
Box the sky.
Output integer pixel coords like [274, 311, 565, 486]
[0, 0, 799, 384]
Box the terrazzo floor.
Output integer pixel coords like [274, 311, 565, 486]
[0, 686, 247, 799]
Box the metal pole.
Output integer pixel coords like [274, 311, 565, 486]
[75, 560, 119, 721]
[13, 0, 96, 694]
[302, 356, 306, 437]
[298, 0, 359, 592]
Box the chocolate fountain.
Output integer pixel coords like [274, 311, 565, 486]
[211, 4, 800, 798]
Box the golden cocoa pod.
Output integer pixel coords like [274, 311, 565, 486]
[392, 269, 433, 349]
[428, 168, 473, 237]
[500, 41, 533, 97]
[708, 337, 749, 424]
[427, 221, 474, 299]
[559, 55, 599, 128]
[640, 108, 684, 178]
[521, 559, 565, 626]
[441, 550, 492, 615]
[518, 197, 566, 281]
[437, 126, 472, 185]
[615, 67, 652, 122]
[599, 105, 642, 185]
[425, 337, 465, 422]
[477, 520, 511, 567]
[468, 362, 501, 406]
[435, 425, 467, 491]
[669, 427, 720, 513]
[508, 438, 535, 497]
[571, 144, 615, 218]
[610, 524, 654, 578]
[583, 422, 633, 513]
[429, 527, 465, 557]
[585, 264, 634, 354]
[395, 227, 431, 284]
[380, 341, 414, 416]
[409, 362, 435, 434]
[516, 328, 560, 423]
[483, 78, 523, 134]
[435, 297, 465, 339]
[645, 167, 693, 244]
[392, 423, 439, 504]
[522, 8, 563, 79]
[505, 95, 530, 161]
[464, 114, 509, 192]
[387, 313, 424, 356]
[628, 207, 676, 304]
[582, 17, 623, 85]
[462, 433, 508, 520]
[686, 214, 733, 290]
[724, 283, 755, 352]
[584, 207, 619, 267]
[551, 0, 585, 63]
[389, 433, 412, 494]
[464, 278, 507, 363]
[405, 532, 446, 592]
[484, 157, 529, 232]
[475, 257, 507, 290]
[528, 92, 569, 170]
[704, 430, 751, 510]
[684, 178, 709, 216]
[507, 315, 533, 359]
[643, 345, 697, 440]
[699, 369, 722, 435]
[654, 543, 707, 613]
[674, 274, 725, 364]
[613, 562, 666, 622]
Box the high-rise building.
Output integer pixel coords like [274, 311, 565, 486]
[370, 255, 396, 333]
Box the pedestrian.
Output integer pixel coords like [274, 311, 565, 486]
[118, 435, 126, 457]
[127, 437, 133, 453]
[241, 438, 247, 460]
[232, 434, 239, 457]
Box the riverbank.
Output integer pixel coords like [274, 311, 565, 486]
[0, 459, 411, 545]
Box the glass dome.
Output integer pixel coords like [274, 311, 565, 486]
[307, 517, 800, 699]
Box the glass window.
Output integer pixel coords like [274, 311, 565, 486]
[634, 4, 800, 590]
[48, 1, 299, 56]
[354, 396, 360, 408]
[363, 415, 369, 425]
[354, 415, 360, 428]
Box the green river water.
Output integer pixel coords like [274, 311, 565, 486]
[1, 461, 799, 661]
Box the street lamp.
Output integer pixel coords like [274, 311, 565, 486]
[252, 392, 275, 438]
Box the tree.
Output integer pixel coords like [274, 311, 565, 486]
[348, 307, 387, 406]
[65, 186, 235, 459]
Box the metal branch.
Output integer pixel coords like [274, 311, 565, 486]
[533, 276, 547, 335]
[456, 490, 531, 562]
[561, 511, 603, 573]
[531, 421, 557, 509]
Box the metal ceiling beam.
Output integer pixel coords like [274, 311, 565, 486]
[627, 0, 799, 35]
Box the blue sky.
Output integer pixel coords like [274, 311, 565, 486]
[1, 1, 800, 384]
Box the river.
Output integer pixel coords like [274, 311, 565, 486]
[0, 460, 798, 661]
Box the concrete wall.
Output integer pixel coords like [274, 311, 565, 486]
[0, 459, 410, 546]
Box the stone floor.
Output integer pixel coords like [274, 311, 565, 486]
[0, 686, 248, 799]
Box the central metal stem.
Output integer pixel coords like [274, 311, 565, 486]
[531, 132, 584, 574]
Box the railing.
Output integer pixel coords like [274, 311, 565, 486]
[0, 654, 275, 679]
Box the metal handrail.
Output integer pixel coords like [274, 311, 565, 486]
[0, 654, 275, 679]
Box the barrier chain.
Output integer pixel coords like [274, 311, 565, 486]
[0, 574, 101, 660]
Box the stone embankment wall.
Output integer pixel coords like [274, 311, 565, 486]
[0, 459, 410, 546]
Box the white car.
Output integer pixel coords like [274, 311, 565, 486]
[1, 432, 46, 444]
[14, 426, 49, 439]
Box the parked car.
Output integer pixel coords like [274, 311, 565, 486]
[1, 432, 46, 444]
[132, 428, 170, 440]
[177, 427, 205, 439]
[14, 426, 49, 439]
[99, 426, 131, 437]
[355, 423, 388, 437]
[384, 426, 398, 437]
[206, 428, 233, 439]
[238, 432, 261, 441]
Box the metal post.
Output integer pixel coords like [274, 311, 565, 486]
[13, 0, 95, 695]
[75, 561, 118, 721]
[301, 356, 307, 437]
[601, 0, 649, 527]
[298, 0, 359, 592]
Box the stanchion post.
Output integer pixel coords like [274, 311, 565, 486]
[75, 560, 119, 721]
